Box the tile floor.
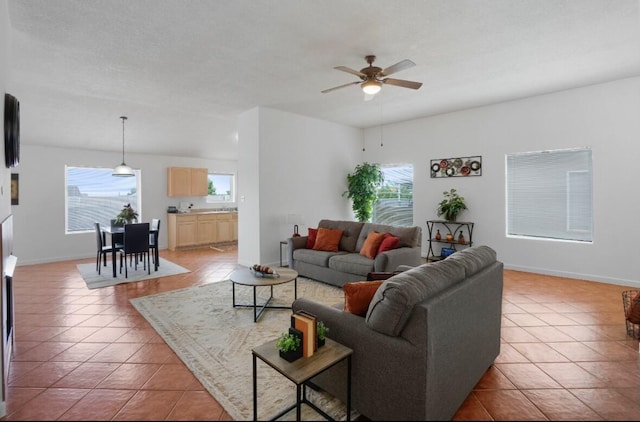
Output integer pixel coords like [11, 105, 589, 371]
[1, 246, 639, 421]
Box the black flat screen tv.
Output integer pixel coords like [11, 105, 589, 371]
[4, 93, 20, 168]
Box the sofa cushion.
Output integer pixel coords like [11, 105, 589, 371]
[293, 248, 344, 267]
[318, 219, 364, 252]
[313, 228, 343, 252]
[343, 281, 383, 317]
[356, 223, 420, 251]
[360, 231, 386, 259]
[377, 233, 400, 254]
[306, 227, 318, 249]
[328, 253, 375, 277]
[445, 245, 497, 276]
[366, 258, 466, 336]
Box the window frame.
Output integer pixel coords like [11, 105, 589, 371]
[206, 172, 236, 203]
[65, 165, 142, 234]
[505, 147, 593, 243]
[372, 163, 414, 227]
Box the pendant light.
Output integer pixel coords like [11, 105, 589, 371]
[112, 115, 134, 177]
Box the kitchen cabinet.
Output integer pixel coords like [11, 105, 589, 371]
[196, 214, 218, 245]
[167, 212, 238, 250]
[167, 167, 208, 197]
[168, 214, 197, 250]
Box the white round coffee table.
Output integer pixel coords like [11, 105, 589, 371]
[229, 267, 299, 322]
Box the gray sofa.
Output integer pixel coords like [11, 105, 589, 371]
[287, 219, 422, 287]
[292, 245, 503, 421]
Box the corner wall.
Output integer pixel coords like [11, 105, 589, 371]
[364, 77, 640, 287]
[237, 107, 362, 268]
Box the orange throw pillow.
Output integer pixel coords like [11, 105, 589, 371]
[312, 228, 344, 252]
[359, 231, 386, 259]
[377, 233, 400, 254]
[306, 228, 318, 249]
[343, 281, 383, 317]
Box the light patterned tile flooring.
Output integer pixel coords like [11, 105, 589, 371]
[1, 246, 639, 420]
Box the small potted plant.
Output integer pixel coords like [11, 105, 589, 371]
[317, 321, 328, 347]
[114, 203, 139, 225]
[436, 189, 467, 222]
[276, 328, 302, 362]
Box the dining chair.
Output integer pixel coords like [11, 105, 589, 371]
[94, 222, 113, 275]
[118, 222, 150, 278]
[149, 218, 161, 271]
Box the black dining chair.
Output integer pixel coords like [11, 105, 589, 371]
[149, 218, 161, 271]
[118, 223, 150, 278]
[94, 222, 113, 275]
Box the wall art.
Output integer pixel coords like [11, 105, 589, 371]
[11, 173, 18, 205]
[430, 156, 482, 178]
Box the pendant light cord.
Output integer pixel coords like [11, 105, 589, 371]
[121, 116, 127, 163]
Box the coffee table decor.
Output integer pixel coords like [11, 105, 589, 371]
[250, 264, 279, 277]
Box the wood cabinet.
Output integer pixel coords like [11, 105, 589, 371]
[167, 212, 238, 250]
[196, 214, 218, 245]
[167, 167, 208, 197]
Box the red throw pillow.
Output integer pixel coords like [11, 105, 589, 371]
[343, 281, 383, 317]
[377, 233, 400, 254]
[359, 231, 386, 259]
[306, 228, 318, 249]
[312, 228, 344, 252]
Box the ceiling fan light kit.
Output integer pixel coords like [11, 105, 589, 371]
[362, 79, 382, 95]
[322, 55, 423, 96]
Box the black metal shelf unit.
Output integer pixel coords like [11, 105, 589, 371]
[426, 220, 474, 262]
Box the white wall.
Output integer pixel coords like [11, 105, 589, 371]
[237, 107, 362, 268]
[364, 77, 640, 288]
[0, 0, 11, 222]
[12, 144, 237, 264]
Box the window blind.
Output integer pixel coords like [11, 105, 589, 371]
[506, 148, 592, 242]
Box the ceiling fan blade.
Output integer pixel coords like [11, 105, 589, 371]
[382, 78, 423, 90]
[321, 80, 360, 94]
[380, 59, 415, 77]
[334, 66, 366, 78]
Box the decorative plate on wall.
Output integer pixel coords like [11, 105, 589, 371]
[430, 156, 482, 178]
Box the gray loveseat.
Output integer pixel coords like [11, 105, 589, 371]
[287, 219, 422, 287]
[292, 245, 503, 420]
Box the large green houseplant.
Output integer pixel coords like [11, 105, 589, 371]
[437, 188, 467, 222]
[343, 162, 384, 222]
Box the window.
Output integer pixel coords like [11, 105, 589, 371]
[207, 173, 235, 203]
[373, 164, 414, 227]
[506, 148, 592, 242]
[65, 166, 141, 233]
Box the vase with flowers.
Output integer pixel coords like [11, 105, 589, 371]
[114, 203, 139, 225]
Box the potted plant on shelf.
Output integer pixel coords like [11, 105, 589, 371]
[114, 203, 139, 225]
[436, 189, 467, 222]
[317, 320, 328, 347]
[343, 162, 384, 222]
[276, 329, 302, 362]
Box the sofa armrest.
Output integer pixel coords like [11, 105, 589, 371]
[373, 246, 421, 272]
[287, 236, 308, 267]
[292, 297, 424, 419]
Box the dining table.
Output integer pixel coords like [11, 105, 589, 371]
[101, 224, 159, 277]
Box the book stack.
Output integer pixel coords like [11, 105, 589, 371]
[291, 311, 317, 358]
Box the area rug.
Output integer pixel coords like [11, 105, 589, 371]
[77, 258, 191, 289]
[130, 277, 357, 421]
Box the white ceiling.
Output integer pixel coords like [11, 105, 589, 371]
[6, 0, 640, 161]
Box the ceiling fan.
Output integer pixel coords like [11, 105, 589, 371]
[321, 55, 423, 96]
